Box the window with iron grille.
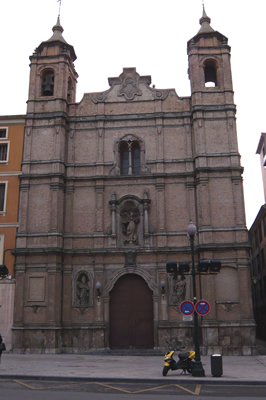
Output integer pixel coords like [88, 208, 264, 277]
[0, 144, 8, 161]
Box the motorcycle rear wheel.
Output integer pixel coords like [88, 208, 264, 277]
[186, 361, 194, 374]
[162, 366, 170, 376]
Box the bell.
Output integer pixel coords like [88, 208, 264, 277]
[42, 84, 53, 96]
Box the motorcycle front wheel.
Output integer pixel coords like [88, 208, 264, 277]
[162, 365, 170, 376]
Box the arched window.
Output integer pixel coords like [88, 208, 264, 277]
[120, 140, 140, 175]
[110, 134, 150, 176]
[204, 60, 217, 87]
[41, 70, 54, 96]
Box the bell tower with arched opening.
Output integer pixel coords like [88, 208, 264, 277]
[187, 6, 246, 235]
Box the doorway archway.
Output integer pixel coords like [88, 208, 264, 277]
[109, 274, 154, 349]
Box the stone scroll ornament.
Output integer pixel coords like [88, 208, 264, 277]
[118, 77, 142, 100]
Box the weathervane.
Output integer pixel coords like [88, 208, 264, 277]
[57, 0, 62, 17]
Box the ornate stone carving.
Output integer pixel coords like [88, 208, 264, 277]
[168, 275, 187, 305]
[120, 203, 140, 245]
[216, 301, 239, 312]
[118, 76, 142, 100]
[72, 270, 93, 308]
[76, 273, 90, 306]
[124, 251, 136, 267]
[108, 68, 151, 101]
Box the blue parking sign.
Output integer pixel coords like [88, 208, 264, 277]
[180, 301, 194, 315]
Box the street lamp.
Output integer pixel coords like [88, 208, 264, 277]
[187, 221, 205, 377]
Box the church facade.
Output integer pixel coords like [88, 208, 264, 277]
[12, 9, 256, 355]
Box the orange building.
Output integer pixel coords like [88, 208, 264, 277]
[0, 115, 25, 277]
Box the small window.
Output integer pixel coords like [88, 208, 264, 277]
[0, 183, 6, 212]
[257, 254, 261, 274]
[0, 128, 7, 138]
[259, 223, 263, 243]
[204, 60, 217, 87]
[255, 229, 259, 248]
[41, 70, 54, 96]
[261, 249, 265, 270]
[67, 78, 73, 102]
[120, 142, 129, 175]
[0, 144, 8, 162]
[132, 142, 140, 174]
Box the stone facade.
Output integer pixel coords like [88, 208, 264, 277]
[12, 10, 256, 355]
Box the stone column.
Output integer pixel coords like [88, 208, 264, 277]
[156, 179, 166, 247]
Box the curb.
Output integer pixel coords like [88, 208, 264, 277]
[0, 375, 266, 385]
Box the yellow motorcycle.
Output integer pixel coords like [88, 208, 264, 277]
[163, 340, 195, 376]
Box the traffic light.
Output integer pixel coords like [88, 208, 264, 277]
[179, 262, 190, 274]
[197, 261, 210, 273]
[210, 260, 221, 273]
[166, 261, 177, 274]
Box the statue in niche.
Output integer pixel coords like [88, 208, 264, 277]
[120, 205, 140, 245]
[76, 274, 90, 306]
[173, 275, 186, 304]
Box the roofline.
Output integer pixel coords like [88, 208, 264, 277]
[0, 115, 26, 125]
[249, 203, 266, 233]
[256, 132, 266, 154]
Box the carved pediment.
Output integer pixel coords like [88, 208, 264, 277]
[108, 68, 151, 101]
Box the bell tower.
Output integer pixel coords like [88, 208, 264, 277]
[13, 19, 78, 348]
[27, 17, 78, 111]
[187, 6, 246, 237]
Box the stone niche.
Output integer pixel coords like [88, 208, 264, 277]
[72, 270, 94, 309]
[107, 190, 154, 248]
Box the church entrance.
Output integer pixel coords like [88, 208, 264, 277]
[109, 274, 154, 349]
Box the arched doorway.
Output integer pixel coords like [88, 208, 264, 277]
[109, 274, 154, 349]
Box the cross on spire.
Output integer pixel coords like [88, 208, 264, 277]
[57, 0, 62, 17]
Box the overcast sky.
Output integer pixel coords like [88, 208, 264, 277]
[1, 0, 265, 228]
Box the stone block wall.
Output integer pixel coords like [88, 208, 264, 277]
[0, 280, 15, 351]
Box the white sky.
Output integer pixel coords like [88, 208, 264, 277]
[1, 0, 265, 229]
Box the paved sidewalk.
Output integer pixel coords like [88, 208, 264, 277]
[0, 354, 266, 384]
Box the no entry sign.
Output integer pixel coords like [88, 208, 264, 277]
[195, 300, 210, 315]
[180, 301, 194, 316]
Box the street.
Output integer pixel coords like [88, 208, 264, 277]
[0, 379, 266, 400]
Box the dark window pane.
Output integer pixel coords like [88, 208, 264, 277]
[0, 184, 5, 211]
[261, 249, 265, 270]
[0, 129, 7, 138]
[259, 224, 263, 243]
[255, 229, 259, 248]
[132, 148, 140, 174]
[0, 144, 8, 161]
[120, 142, 129, 175]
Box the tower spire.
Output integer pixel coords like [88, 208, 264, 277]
[197, 4, 214, 34]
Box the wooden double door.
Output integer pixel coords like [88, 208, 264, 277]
[109, 274, 154, 349]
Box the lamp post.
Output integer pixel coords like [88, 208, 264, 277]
[187, 221, 205, 377]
